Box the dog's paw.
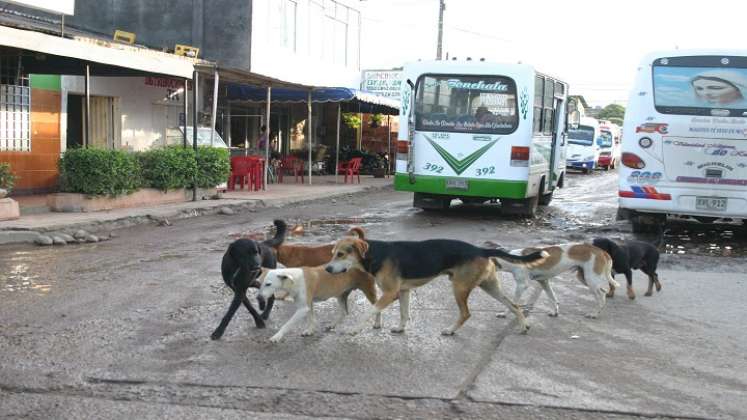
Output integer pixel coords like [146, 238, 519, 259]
[269, 334, 283, 343]
[519, 324, 530, 334]
[644, 291, 653, 297]
[372, 323, 382, 330]
[496, 311, 508, 318]
[584, 313, 598, 319]
[390, 327, 405, 334]
[301, 330, 315, 337]
[441, 329, 455, 336]
[324, 325, 336, 332]
[210, 331, 223, 340]
[547, 312, 559, 317]
[261, 312, 271, 320]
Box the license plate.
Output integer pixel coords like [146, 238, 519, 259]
[696, 197, 727, 211]
[446, 178, 468, 190]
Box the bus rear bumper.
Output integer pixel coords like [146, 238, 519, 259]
[394, 173, 527, 199]
[567, 160, 595, 170]
[618, 185, 747, 219]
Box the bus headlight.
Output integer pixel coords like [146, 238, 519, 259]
[638, 137, 653, 149]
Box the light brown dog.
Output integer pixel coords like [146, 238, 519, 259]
[268, 220, 365, 267]
[324, 234, 549, 335]
[258, 265, 380, 342]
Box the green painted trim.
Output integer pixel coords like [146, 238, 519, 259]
[30, 74, 61, 91]
[394, 173, 527, 199]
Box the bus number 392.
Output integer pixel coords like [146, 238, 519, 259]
[476, 166, 495, 176]
[423, 163, 444, 173]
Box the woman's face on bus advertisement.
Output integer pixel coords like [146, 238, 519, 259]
[692, 78, 743, 104]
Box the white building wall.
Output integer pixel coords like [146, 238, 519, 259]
[251, 0, 361, 88]
[62, 76, 186, 151]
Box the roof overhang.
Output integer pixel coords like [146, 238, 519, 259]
[0, 24, 200, 79]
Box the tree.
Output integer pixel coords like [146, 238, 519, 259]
[597, 104, 625, 121]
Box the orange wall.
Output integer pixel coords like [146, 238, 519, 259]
[0, 88, 61, 194]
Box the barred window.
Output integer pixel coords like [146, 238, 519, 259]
[0, 53, 30, 152]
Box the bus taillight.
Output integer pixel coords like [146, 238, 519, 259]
[621, 152, 646, 169]
[397, 141, 409, 153]
[510, 146, 530, 166]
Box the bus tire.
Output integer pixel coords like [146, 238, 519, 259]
[501, 196, 538, 218]
[631, 213, 664, 234]
[538, 177, 553, 206]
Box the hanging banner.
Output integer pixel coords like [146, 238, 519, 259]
[361, 70, 403, 101]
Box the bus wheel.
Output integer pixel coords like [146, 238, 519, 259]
[501, 196, 538, 218]
[631, 213, 664, 234]
[538, 178, 553, 206]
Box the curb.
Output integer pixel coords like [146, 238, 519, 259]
[0, 183, 394, 246]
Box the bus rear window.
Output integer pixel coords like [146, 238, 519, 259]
[653, 63, 747, 117]
[414, 75, 518, 134]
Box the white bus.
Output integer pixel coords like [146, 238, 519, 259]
[598, 120, 622, 170]
[619, 49, 747, 232]
[395, 60, 576, 217]
[566, 117, 602, 173]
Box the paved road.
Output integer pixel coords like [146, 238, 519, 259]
[1, 170, 745, 419]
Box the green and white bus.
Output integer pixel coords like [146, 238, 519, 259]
[395, 60, 576, 216]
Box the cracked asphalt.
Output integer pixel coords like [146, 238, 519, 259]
[1, 170, 746, 419]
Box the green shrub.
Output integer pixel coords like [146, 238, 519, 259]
[59, 148, 141, 196]
[139, 146, 197, 191]
[195, 147, 230, 188]
[0, 162, 16, 193]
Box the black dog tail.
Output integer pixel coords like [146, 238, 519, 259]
[482, 247, 548, 268]
[263, 220, 288, 249]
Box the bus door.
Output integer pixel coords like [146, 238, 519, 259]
[548, 96, 565, 189]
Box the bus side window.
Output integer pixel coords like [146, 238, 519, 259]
[542, 79, 554, 135]
[533, 76, 543, 134]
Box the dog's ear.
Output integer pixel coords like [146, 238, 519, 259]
[279, 273, 295, 288]
[352, 239, 369, 258]
[347, 226, 366, 240]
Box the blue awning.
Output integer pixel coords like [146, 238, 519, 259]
[226, 85, 399, 115]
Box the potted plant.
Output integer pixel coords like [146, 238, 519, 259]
[0, 162, 16, 198]
[370, 113, 383, 128]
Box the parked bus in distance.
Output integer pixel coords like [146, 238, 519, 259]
[619, 50, 747, 232]
[395, 60, 577, 217]
[598, 120, 622, 170]
[566, 117, 601, 174]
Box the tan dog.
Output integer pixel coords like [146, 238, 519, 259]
[495, 243, 620, 319]
[258, 265, 380, 342]
[324, 234, 549, 335]
[268, 220, 365, 267]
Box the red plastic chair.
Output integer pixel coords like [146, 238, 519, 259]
[246, 156, 265, 191]
[228, 156, 253, 190]
[278, 156, 305, 184]
[338, 157, 362, 184]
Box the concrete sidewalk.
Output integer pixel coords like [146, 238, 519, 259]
[0, 176, 392, 245]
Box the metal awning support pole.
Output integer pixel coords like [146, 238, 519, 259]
[84, 63, 90, 148]
[210, 69, 219, 147]
[264, 86, 271, 190]
[387, 115, 392, 175]
[183, 78, 188, 148]
[307, 90, 312, 185]
[335, 103, 341, 184]
[192, 70, 199, 201]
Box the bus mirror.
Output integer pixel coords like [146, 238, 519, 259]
[407, 79, 415, 90]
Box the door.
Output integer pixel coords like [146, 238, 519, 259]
[548, 97, 565, 190]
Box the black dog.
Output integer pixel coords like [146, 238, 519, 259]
[592, 238, 661, 300]
[210, 220, 287, 340]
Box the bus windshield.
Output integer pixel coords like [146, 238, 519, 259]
[568, 125, 594, 145]
[653, 61, 747, 116]
[597, 131, 613, 148]
[414, 74, 518, 134]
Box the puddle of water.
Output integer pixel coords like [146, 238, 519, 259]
[0, 251, 53, 294]
[662, 225, 747, 257]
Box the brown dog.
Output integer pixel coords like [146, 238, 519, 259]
[268, 220, 365, 267]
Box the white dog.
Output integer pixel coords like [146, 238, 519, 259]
[494, 243, 619, 318]
[258, 266, 380, 342]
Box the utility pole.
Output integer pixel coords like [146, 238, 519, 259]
[436, 0, 445, 60]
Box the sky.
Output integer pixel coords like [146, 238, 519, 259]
[357, 0, 747, 107]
